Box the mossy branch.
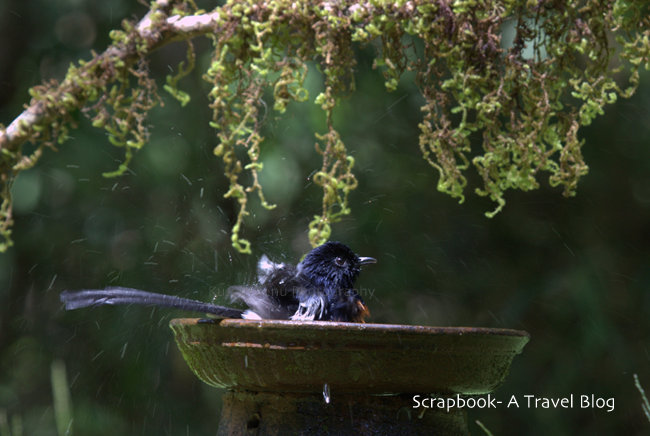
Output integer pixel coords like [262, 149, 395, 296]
[1, 0, 649, 253]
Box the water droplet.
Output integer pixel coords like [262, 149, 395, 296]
[323, 383, 330, 404]
[244, 355, 248, 368]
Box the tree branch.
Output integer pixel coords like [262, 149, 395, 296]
[0, 1, 221, 152]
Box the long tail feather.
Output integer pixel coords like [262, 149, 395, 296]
[60, 287, 243, 318]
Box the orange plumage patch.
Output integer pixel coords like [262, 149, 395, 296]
[353, 300, 371, 323]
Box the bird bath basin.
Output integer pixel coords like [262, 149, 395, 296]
[170, 318, 529, 434]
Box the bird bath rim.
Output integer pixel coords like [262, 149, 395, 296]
[170, 318, 529, 395]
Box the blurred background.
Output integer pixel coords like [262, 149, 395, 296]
[1, 1, 649, 434]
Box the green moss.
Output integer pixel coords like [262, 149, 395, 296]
[1, 0, 649, 252]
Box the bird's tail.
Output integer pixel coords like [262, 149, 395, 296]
[60, 287, 244, 318]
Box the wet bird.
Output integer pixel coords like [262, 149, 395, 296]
[60, 241, 376, 323]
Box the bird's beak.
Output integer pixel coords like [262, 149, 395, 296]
[358, 256, 377, 266]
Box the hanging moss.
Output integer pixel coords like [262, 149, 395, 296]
[0, 0, 648, 252]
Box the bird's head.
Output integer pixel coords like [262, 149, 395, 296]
[298, 241, 376, 294]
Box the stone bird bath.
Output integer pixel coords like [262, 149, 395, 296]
[170, 318, 529, 435]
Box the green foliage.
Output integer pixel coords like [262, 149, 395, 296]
[51, 360, 73, 436]
[0, 0, 649, 252]
[635, 374, 650, 423]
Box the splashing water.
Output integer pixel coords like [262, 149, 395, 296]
[322, 383, 330, 404]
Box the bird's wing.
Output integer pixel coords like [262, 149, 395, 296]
[257, 254, 286, 284]
[228, 285, 297, 319]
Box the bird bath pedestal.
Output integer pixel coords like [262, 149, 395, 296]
[170, 319, 529, 435]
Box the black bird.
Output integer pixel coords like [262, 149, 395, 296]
[60, 241, 376, 323]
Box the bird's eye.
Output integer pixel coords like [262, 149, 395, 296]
[334, 256, 346, 267]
